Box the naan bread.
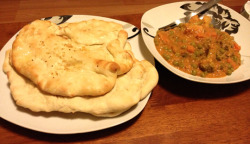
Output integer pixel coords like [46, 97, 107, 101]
[61, 19, 134, 75]
[11, 19, 134, 97]
[60, 19, 123, 45]
[3, 50, 159, 117]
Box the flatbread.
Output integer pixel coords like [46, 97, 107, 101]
[61, 20, 134, 75]
[11, 19, 134, 97]
[3, 50, 159, 117]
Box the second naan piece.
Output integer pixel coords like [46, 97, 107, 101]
[4, 50, 159, 117]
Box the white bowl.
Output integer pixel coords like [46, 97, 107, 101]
[141, 1, 250, 84]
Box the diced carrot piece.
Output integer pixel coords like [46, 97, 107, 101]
[196, 33, 204, 38]
[234, 42, 241, 51]
[195, 26, 205, 38]
[187, 45, 195, 53]
[158, 32, 169, 43]
[227, 58, 237, 69]
[209, 31, 217, 37]
[189, 15, 199, 23]
[202, 16, 212, 24]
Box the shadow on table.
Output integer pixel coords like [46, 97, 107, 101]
[155, 60, 250, 99]
[0, 111, 141, 142]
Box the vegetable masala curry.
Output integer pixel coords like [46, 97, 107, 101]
[154, 15, 241, 78]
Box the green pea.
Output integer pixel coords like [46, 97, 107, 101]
[200, 72, 207, 77]
[175, 53, 181, 57]
[181, 45, 187, 49]
[179, 62, 184, 68]
[154, 39, 159, 45]
[169, 30, 174, 36]
[197, 44, 202, 49]
[167, 48, 173, 53]
[173, 61, 179, 66]
[226, 69, 233, 75]
[191, 70, 197, 76]
[162, 46, 169, 50]
[163, 54, 171, 60]
[191, 64, 198, 69]
[191, 42, 196, 47]
[232, 55, 238, 63]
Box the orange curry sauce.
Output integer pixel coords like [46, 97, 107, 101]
[154, 15, 241, 78]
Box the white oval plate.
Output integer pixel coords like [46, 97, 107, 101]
[141, 1, 250, 84]
[0, 15, 155, 134]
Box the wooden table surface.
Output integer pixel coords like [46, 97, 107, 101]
[0, 0, 249, 143]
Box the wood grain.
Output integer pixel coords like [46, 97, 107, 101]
[0, 0, 249, 143]
[0, 0, 245, 24]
